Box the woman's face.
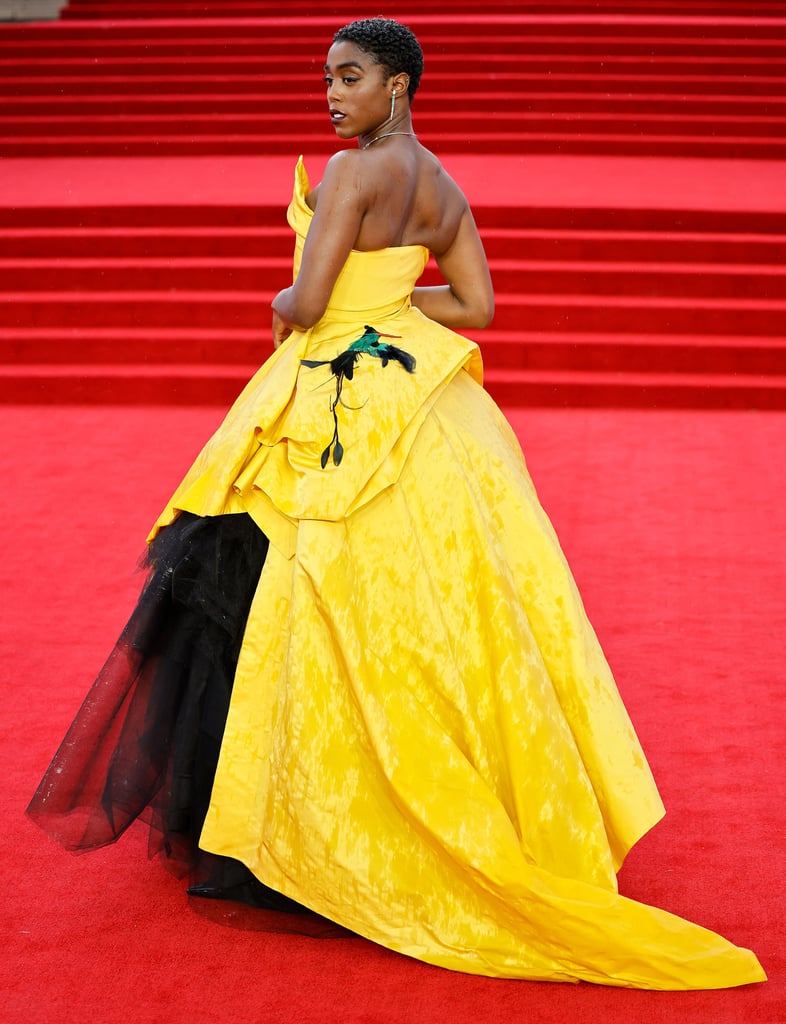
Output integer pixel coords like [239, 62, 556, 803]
[323, 41, 391, 140]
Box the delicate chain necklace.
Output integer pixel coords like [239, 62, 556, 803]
[362, 131, 417, 150]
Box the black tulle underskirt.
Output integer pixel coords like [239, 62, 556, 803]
[26, 512, 348, 936]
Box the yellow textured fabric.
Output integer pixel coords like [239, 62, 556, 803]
[151, 158, 765, 988]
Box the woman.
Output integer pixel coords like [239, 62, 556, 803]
[28, 18, 765, 989]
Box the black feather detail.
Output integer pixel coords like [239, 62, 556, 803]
[378, 345, 416, 373]
[330, 349, 362, 382]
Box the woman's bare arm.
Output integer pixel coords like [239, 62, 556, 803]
[271, 151, 367, 343]
[411, 207, 494, 329]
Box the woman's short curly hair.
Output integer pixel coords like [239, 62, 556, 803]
[333, 18, 424, 102]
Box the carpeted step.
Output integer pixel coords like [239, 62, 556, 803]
[0, 258, 291, 292]
[4, 204, 784, 235]
[485, 261, 786, 299]
[4, 327, 784, 379]
[6, 42, 785, 62]
[3, 361, 785, 409]
[10, 92, 786, 120]
[5, 133, 784, 160]
[5, 112, 784, 144]
[4, 289, 785, 338]
[59, 0, 786, 17]
[0, 290, 273, 330]
[0, 327, 270, 364]
[5, 225, 785, 265]
[3, 258, 784, 302]
[0, 361, 258, 405]
[478, 228, 786, 264]
[1, 226, 292, 259]
[491, 293, 786, 336]
[9, 20, 786, 48]
[478, 331, 786, 375]
[6, 58, 781, 80]
[482, 367, 786, 409]
[8, 71, 785, 100]
[0, 206, 284, 229]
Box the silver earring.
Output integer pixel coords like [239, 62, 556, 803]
[390, 90, 396, 121]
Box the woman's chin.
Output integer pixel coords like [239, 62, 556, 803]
[333, 126, 356, 143]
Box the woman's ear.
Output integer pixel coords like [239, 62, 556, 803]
[390, 72, 410, 99]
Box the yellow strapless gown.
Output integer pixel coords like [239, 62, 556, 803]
[150, 158, 764, 989]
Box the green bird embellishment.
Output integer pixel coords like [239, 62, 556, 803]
[301, 325, 417, 468]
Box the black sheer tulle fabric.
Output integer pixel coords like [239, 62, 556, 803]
[26, 512, 349, 936]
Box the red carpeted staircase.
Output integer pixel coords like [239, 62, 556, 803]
[2, 0, 786, 407]
[5, 3, 786, 159]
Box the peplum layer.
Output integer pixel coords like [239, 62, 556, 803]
[151, 157, 482, 557]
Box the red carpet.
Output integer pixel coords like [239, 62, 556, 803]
[1, 403, 783, 1022]
[1, 3, 785, 1015]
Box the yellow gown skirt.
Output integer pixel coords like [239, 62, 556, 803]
[147, 159, 765, 988]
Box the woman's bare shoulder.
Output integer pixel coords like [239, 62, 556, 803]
[307, 149, 375, 212]
[409, 148, 471, 254]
